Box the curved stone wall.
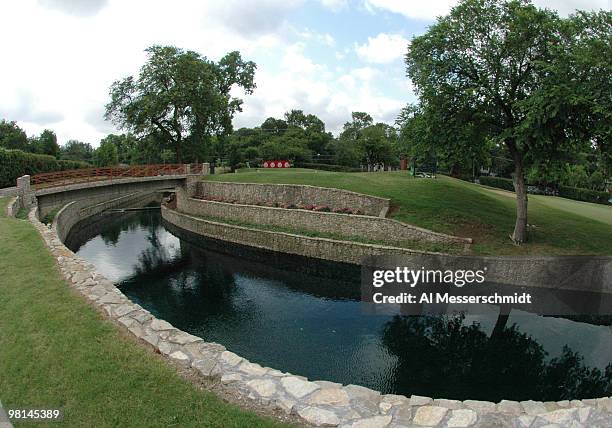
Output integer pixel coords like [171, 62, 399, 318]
[197, 181, 391, 217]
[162, 205, 438, 264]
[8, 186, 611, 427]
[176, 194, 471, 246]
[36, 176, 185, 218]
[54, 191, 161, 242]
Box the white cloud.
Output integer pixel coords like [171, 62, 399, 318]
[207, 0, 304, 37]
[355, 33, 409, 64]
[38, 0, 109, 17]
[319, 0, 348, 12]
[295, 27, 336, 46]
[532, 0, 609, 16]
[237, 58, 403, 135]
[363, 0, 609, 20]
[363, 0, 454, 20]
[281, 43, 327, 74]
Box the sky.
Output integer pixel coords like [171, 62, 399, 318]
[0, 0, 609, 147]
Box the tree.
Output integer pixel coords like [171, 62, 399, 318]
[284, 110, 331, 155]
[261, 117, 288, 135]
[406, 0, 611, 243]
[339, 112, 373, 143]
[357, 124, 396, 168]
[398, 103, 492, 177]
[105, 45, 256, 163]
[94, 139, 119, 166]
[99, 134, 138, 164]
[61, 140, 94, 163]
[38, 129, 60, 157]
[0, 120, 28, 151]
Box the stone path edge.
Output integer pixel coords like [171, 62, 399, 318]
[22, 204, 612, 428]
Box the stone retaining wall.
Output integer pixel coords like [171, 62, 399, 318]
[162, 205, 437, 264]
[197, 181, 391, 217]
[19, 199, 611, 427]
[177, 193, 470, 246]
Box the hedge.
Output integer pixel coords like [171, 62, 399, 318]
[478, 175, 611, 205]
[295, 162, 362, 172]
[478, 176, 515, 191]
[558, 185, 611, 205]
[0, 148, 89, 188]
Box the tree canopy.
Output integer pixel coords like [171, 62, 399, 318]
[105, 45, 256, 163]
[405, 0, 611, 243]
[0, 120, 28, 151]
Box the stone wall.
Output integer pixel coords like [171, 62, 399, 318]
[177, 193, 471, 246]
[163, 205, 445, 265]
[36, 176, 186, 218]
[55, 192, 161, 242]
[21, 196, 611, 428]
[6, 197, 19, 217]
[197, 181, 391, 217]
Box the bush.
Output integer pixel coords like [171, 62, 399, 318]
[478, 175, 515, 191]
[295, 162, 361, 172]
[479, 175, 611, 205]
[0, 148, 88, 188]
[558, 185, 610, 205]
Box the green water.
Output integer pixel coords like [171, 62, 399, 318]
[65, 209, 612, 401]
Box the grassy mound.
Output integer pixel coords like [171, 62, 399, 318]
[205, 169, 612, 255]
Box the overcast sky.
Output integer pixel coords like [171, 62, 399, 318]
[1, 0, 608, 146]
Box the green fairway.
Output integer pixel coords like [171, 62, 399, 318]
[0, 198, 288, 428]
[473, 185, 612, 226]
[205, 169, 612, 255]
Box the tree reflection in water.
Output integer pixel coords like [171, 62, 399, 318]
[381, 314, 612, 401]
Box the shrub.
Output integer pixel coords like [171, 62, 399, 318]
[479, 175, 611, 205]
[313, 205, 331, 212]
[0, 147, 88, 188]
[478, 175, 515, 191]
[295, 162, 361, 172]
[558, 185, 610, 205]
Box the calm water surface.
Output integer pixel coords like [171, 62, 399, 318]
[66, 209, 612, 401]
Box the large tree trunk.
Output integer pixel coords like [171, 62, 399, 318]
[511, 154, 528, 244]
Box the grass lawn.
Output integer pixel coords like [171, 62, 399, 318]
[0, 198, 288, 428]
[474, 185, 612, 226]
[205, 169, 612, 256]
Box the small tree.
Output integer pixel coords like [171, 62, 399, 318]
[61, 140, 94, 163]
[94, 140, 119, 167]
[38, 130, 60, 158]
[0, 120, 28, 151]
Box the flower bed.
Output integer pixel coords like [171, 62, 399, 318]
[193, 195, 364, 215]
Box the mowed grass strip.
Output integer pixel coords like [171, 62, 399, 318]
[0, 198, 289, 428]
[205, 169, 612, 255]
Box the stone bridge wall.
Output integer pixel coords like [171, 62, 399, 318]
[36, 176, 185, 218]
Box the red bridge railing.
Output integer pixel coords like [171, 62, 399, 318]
[31, 164, 199, 189]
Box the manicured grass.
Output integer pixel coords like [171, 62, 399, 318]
[205, 169, 612, 255]
[0, 198, 288, 428]
[475, 185, 612, 226]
